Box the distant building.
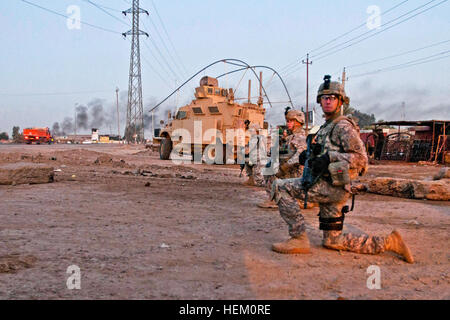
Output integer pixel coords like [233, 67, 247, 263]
[362, 120, 449, 163]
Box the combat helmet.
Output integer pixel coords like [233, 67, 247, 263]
[316, 75, 350, 104]
[285, 109, 305, 124]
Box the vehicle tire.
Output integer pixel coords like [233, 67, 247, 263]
[159, 137, 172, 160]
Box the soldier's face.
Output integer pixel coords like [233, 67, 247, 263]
[287, 119, 296, 130]
[320, 94, 341, 114]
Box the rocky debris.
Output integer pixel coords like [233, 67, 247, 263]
[175, 173, 196, 180]
[368, 177, 450, 201]
[406, 219, 422, 226]
[127, 168, 197, 180]
[418, 161, 437, 166]
[433, 167, 450, 181]
[94, 155, 113, 165]
[94, 156, 132, 169]
[112, 159, 129, 168]
[133, 149, 153, 155]
[0, 255, 37, 273]
[0, 163, 54, 185]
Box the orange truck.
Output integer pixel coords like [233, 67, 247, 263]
[23, 127, 54, 144]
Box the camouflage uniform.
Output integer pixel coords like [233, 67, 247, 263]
[245, 161, 265, 187]
[272, 113, 387, 254]
[244, 126, 266, 187]
[265, 126, 307, 193]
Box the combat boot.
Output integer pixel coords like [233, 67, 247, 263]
[243, 176, 255, 186]
[272, 233, 311, 254]
[384, 230, 414, 263]
[257, 199, 278, 209]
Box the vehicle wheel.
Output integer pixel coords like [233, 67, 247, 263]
[159, 137, 172, 160]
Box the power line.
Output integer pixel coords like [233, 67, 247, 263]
[0, 90, 112, 97]
[83, 1, 123, 13]
[278, 55, 306, 75]
[20, 0, 121, 34]
[312, 0, 448, 62]
[140, 41, 175, 88]
[124, 15, 175, 85]
[149, 0, 190, 77]
[143, 14, 186, 80]
[350, 50, 450, 78]
[82, 0, 130, 27]
[141, 52, 173, 89]
[124, 36, 171, 88]
[141, 39, 175, 82]
[309, 0, 410, 55]
[346, 39, 450, 68]
[279, 0, 411, 76]
[140, 19, 183, 81]
[312, 0, 438, 59]
[279, 0, 425, 76]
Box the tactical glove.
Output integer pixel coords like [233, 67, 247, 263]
[280, 163, 290, 173]
[299, 150, 307, 165]
[311, 143, 322, 156]
[309, 153, 330, 176]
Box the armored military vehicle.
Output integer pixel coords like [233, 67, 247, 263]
[156, 76, 267, 163]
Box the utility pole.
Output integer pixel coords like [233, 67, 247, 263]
[151, 110, 155, 140]
[302, 53, 312, 132]
[116, 87, 121, 143]
[401, 101, 406, 121]
[340, 67, 348, 115]
[248, 79, 251, 104]
[258, 71, 263, 107]
[74, 103, 78, 140]
[122, 1, 149, 144]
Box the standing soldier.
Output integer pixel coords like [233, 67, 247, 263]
[243, 122, 265, 187]
[269, 75, 414, 263]
[258, 109, 307, 208]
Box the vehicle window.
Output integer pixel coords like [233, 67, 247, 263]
[192, 107, 204, 114]
[176, 111, 187, 119]
[208, 106, 220, 114]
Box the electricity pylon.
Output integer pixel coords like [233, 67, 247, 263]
[122, 0, 149, 143]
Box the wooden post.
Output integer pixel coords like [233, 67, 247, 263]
[443, 122, 447, 163]
[302, 54, 312, 133]
[430, 121, 436, 161]
[248, 79, 251, 104]
[258, 71, 263, 107]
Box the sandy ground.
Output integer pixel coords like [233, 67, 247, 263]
[0, 144, 448, 300]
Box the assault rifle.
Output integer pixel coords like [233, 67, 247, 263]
[300, 134, 328, 209]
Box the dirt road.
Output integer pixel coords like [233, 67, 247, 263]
[0, 144, 448, 299]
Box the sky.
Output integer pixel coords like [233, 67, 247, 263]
[0, 0, 449, 136]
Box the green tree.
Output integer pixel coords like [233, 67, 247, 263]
[12, 126, 23, 143]
[352, 109, 376, 128]
[0, 132, 9, 140]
